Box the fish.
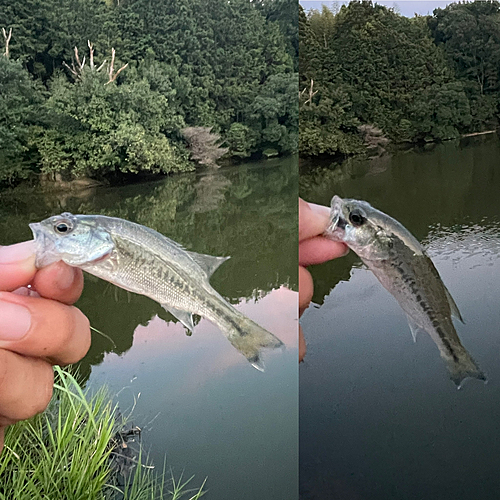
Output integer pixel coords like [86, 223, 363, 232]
[324, 195, 486, 388]
[29, 213, 284, 370]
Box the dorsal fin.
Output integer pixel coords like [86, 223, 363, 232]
[187, 251, 230, 277]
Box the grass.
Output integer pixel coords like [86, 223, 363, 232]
[0, 367, 206, 500]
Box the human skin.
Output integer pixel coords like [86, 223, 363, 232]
[0, 241, 91, 454]
[299, 198, 349, 361]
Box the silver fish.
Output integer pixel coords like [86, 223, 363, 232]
[29, 213, 284, 370]
[324, 195, 485, 387]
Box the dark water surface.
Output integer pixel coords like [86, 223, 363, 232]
[299, 137, 500, 500]
[0, 158, 298, 500]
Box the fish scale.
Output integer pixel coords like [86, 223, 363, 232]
[325, 195, 486, 388]
[30, 213, 284, 370]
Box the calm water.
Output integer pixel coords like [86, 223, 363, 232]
[299, 136, 500, 500]
[0, 157, 298, 500]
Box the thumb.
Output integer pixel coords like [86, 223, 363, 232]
[0, 241, 37, 292]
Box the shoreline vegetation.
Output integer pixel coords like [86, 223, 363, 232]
[0, 0, 298, 190]
[0, 368, 206, 500]
[299, 0, 500, 162]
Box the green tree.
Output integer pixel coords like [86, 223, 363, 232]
[0, 0, 114, 80]
[225, 123, 258, 158]
[429, 0, 500, 129]
[1, 0, 298, 188]
[0, 56, 43, 183]
[35, 67, 190, 179]
[299, 1, 473, 158]
[249, 72, 299, 155]
[262, 0, 299, 71]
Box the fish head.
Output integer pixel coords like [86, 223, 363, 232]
[325, 196, 394, 260]
[29, 213, 115, 268]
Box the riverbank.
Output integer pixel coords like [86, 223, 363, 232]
[299, 130, 500, 170]
[0, 368, 205, 500]
[0, 152, 296, 194]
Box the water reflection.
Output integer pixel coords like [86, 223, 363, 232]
[300, 137, 500, 500]
[0, 157, 298, 500]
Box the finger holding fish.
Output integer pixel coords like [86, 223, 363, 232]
[0, 242, 91, 454]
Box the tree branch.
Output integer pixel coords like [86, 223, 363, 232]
[62, 43, 127, 83]
[106, 48, 128, 84]
[2, 27, 12, 58]
[302, 79, 318, 106]
[88, 40, 94, 69]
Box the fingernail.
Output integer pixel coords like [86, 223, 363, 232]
[0, 300, 32, 340]
[0, 241, 35, 265]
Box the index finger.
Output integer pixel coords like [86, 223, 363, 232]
[299, 198, 331, 242]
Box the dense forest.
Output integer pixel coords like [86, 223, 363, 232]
[300, 0, 500, 158]
[0, 0, 298, 187]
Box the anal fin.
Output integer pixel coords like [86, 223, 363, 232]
[162, 304, 195, 332]
[406, 314, 422, 343]
[444, 286, 465, 324]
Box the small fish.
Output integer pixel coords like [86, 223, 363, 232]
[29, 213, 283, 370]
[324, 195, 486, 387]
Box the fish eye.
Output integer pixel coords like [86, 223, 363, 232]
[349, 209, 365, 227]
[54, 220, 73, 234]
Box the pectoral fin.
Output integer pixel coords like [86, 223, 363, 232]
[187, 251, 230, 278]
[162, 305, 195, 332]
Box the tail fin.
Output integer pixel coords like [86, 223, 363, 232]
[225, 317, 284, 372]
[446, 354, 487, 389]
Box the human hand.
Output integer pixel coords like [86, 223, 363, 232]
[0, 241, 90, 454]
[299, 198, 348, 361]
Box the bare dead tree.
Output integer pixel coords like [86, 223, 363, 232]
[358, 124, 390, 155]
[62, 46, 86, 79]
[182, 127, 229, 168]
[62, 42, 127, 84]
[88, 40, 106, 71]
[300, 79, 318, 106]
[105, 48, 128, 85]
[2, 27, 12, 58]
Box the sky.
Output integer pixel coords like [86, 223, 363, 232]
[300, 1, 457, 17]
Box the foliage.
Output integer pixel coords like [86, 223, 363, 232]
[112, 0, 295, 148]
[299, 1, 500, 158]
[429, 0, 500, 129]
[0, 0, 297, 188]
[0, 368, 206, 500]
[225, 123, 258, 158]
[249, 72, 299, 155]
[261, 0, 299, 71]
[32, 68, 190, 179]
[0, 56, 43, 184]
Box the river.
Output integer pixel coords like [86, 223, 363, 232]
[0, 157, 298, 500]
[299, 136, 500, 500]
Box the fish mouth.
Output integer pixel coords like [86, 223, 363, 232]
[29, 222, 60, 268]
[29, 223, 44, 248]
[324, 197, 346, 241]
